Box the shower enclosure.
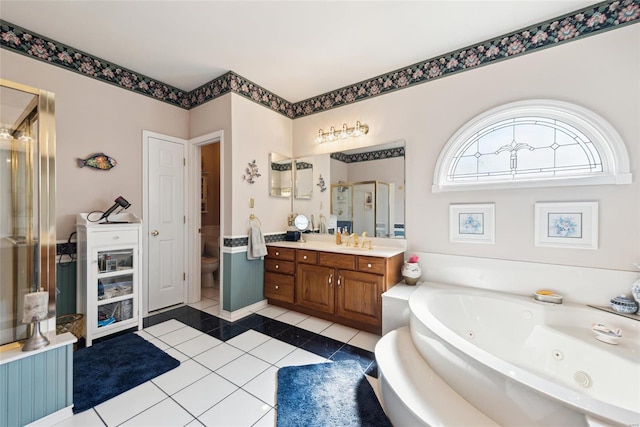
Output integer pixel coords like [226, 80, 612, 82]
[331, 180, 391, 237]
[0, 79, 56, 348]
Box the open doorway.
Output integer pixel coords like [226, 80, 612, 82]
[199, 142, 221, 312]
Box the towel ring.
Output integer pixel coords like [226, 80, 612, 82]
[249, 214, 262, 226]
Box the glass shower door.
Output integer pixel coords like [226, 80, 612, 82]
[0, 81, 56, 347]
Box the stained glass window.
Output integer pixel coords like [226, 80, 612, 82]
[433, 100, 631, 192]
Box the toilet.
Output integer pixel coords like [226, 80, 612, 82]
[201, 240, 219, 288]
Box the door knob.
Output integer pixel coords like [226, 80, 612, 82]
[151, 230, 159, 236]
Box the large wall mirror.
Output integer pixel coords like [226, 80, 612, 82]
[0, 79, 56, 347]
[269, 152, 292, 198]
[292, 141, 405, 239]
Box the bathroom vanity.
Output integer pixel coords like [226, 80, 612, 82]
[264, 240, 404, 334]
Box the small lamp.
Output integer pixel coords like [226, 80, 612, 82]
[22, 291, 50, 351]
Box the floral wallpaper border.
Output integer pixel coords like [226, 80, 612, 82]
[224, 233, 285, 248]
[295, 161, 313, 170]
[1, 21, 190, 108]
[1, 0, 638, 118]
[331, 146, 405, 164]
[271, 161, 292, 171]
[292, 0, 639, 118]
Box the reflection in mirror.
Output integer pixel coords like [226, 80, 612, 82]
[331, 182, 352, 231]
[269, 152, 292, 198]
[333, 181, 391, 237]
[331, 142, 405, 238]
[294, 159, 313, 199]
[293, 141, 405, 239]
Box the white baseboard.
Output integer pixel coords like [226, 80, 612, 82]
[218, 299, 268, 321]
[25, 406, 74, 427]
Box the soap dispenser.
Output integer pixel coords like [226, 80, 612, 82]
[336, 229, 342, 245]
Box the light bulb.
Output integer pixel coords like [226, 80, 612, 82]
[327, 126, 337, 141]
[315, 129, 324, 144]
[352, 122, 362, 137]
[340, 124, 348, 139]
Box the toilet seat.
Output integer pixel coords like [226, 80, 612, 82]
[202, 256, 219, 266]
[201, 256, 219, 288]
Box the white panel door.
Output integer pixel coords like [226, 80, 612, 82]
[148, 136, 185, 311]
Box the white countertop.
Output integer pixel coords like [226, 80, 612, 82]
[267, 239, 405, 258]
[0, 332, 77, 365]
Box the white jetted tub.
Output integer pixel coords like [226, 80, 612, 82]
[376, 283, 640, 426]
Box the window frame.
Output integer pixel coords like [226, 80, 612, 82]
[432, 99, 632, 192]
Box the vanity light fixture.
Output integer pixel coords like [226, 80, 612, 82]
[0, 128, 14, 140]
[314, 121, 369, 144]
[18, 129, 32, 143]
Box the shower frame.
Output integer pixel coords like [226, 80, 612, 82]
[0, 79, 56, 348]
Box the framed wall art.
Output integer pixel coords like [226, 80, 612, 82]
[534, 201, 598, 249]
[449, 203, 495, 244]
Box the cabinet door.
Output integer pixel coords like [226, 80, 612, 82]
[93, 247, 138, 330]
[296, 264, 334, 314]
[336, 269, 383, 327]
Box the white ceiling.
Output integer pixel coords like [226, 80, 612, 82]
[1, 1, 600, 103]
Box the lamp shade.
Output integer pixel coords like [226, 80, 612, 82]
[22, 291, 49, 323]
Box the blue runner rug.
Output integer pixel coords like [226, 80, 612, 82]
[276, 360, 392, 427]
[73, 332, 179, 413]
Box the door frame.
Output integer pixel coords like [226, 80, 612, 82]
[142, 130, 188, 315]
[187, 131, 224, 307]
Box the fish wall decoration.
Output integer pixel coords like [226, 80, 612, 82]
[77, 153, 117, 170]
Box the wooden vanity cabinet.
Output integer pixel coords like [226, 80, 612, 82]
[265, 245, 403, 334]
[264, 247, 295, 304]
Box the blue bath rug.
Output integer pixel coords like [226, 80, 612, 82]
[73, 332, 179, 413]
[276, 360, 392, 427]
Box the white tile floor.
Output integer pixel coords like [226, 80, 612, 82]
[55, 289, 382, 427]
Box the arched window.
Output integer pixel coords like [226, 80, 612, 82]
[432, 100, 631, 192]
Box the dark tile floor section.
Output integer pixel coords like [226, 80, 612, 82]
[144, 306, 379, 377]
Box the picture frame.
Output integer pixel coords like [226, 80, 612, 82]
[534, 202, 598, 249]
[106, 259, 118, 272]
[449, 203, 495, 244]
[364, 191, 373, 210]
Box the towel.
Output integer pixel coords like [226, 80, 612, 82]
[247, 225, 268, 260]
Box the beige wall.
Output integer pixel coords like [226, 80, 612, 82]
[292, 25, 640, 271]
[189, 94, 293, 236]
[0, 50, 189, 239]
[230, 95, 293, 235]
[2, 24, 637, 273]
[188, 94, 232, 232]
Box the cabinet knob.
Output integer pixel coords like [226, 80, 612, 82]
[303, 255, 307, 260]
[275, 251, 280, 256]
[367, 263, 372, 268]
[151, 230, 159, 236]
[275, 264, 279, 269]
[275, 285, 279, 290]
